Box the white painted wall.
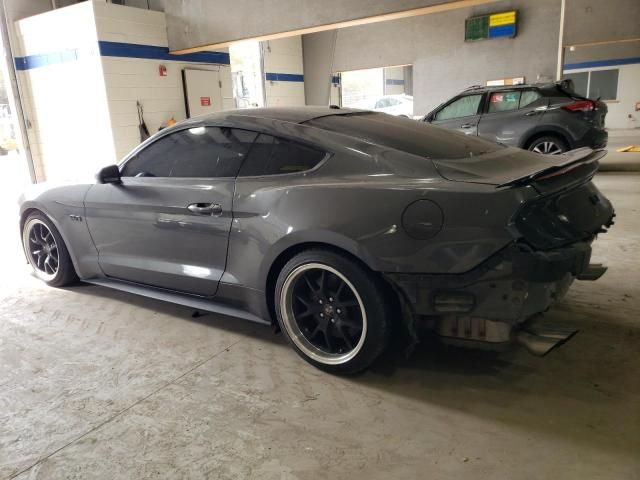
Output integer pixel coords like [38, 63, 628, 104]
[94, 2, 233, 160]
[14, 2, 114, 182]
[262, 36, 305, 107]
[14, 1, 234, 181]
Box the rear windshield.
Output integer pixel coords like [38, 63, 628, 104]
[306, 112, 505, 159]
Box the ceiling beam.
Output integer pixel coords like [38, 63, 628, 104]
[171, 0, 501, 54]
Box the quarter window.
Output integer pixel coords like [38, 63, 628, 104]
[238, 134, 326, 177]
[519, 90, 541, 108]
[435, 94, 483, 121]
[121, 127, 257, 178]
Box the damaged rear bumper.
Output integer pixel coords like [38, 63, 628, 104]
[385, 241, 601, 352]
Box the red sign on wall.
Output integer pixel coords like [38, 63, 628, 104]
[200, 96, 211, 106]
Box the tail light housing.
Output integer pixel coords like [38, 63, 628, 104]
[562, 100, 595, 112]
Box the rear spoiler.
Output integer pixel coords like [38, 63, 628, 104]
[497, 148, 606, 188]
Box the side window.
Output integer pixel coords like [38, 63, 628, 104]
[121, 134, 177, 178]
[121, 127, 257, 178]
[519, 90, 542, 108]
[488, 91, 521, 113]
[239, 134, 326, 177]
[435, 94, 482, 121]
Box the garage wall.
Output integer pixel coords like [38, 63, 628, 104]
[262, 36, 305, 107]
[563, 0, 640, 129]
[13, 2, 114, 182]
[303, 0, 560, 115]
[93, 2, 232, 160]
[12, 1, 233, 181]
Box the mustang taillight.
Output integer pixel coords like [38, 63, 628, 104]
[562, 100, 595, 112]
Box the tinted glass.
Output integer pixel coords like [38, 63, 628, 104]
[239, 134, 326, 177]
[122, 127, 257, 178]
[435, 94, 482, 120]
[308, 112, 505, 160]
[563, 72, 588, 97]
[488, 91, 521, 113]
[519, 89, 542, 108]
[589, 69, 618, 100]
[121, 135, 176, 178]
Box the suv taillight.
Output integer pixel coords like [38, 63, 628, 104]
[562, 100, 595, 112]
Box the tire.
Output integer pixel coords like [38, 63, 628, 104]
[527, 135, 568, 155]
[275, 249, 390, 374]
[22, 212, 78, 287]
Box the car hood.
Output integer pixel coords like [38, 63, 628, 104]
[432, 147, 606, 187]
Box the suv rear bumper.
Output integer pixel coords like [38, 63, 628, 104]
[574, 127, 608, 149]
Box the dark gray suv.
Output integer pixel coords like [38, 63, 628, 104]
[424, 82, 607, 154]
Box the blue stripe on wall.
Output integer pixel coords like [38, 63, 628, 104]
[385, 79, 405, 85]
[265, 72, 304, 82]
[564, 56, 640, 70]
[15, 47, 92, 70]
[15, 41, 230, 71]
[98, 41, 230, 64]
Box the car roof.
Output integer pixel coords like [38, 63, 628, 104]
[184, 106, 369, 125]
[459, 83, 557, 95]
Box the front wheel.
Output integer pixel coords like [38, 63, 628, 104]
[528, 135, 568, 155]
[22, 212, 77, 287]
[275, 250, 390, 374]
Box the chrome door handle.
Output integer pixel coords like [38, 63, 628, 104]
[187, 203, 222, 216]
[460, 123, 476, 128]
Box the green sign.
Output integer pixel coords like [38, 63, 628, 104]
[465, 15, 489, 41]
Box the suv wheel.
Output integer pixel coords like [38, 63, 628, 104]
[528, 135, 568, 155]
[275, 250, 390, 374]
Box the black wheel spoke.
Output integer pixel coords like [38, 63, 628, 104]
[340, 318, 360, 329]
[26, 221, 59, 277]
[284, 264, 365, 358]
[338, 326, 354, 350]
[302, 274, 317, 294]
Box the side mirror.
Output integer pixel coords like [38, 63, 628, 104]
[424, 111, 435, 123]
[97, 165, 121, 184]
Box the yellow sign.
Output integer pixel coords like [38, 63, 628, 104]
[489, 11, 516, 27]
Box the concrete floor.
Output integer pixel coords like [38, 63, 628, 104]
[0, 163, 639, 479]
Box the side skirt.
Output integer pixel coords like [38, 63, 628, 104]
[84, 277, 270, 325]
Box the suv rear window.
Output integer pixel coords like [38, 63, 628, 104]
[307, 113, 505, 159]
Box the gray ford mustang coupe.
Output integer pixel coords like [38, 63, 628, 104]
[19, 107, 614, 373]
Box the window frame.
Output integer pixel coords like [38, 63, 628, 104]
[433, 93, 486, 121]
[118, 123, 332, 180]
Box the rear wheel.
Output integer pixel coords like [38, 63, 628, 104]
[275, 250, 390, 374]
[528, 135, 568, 155]
[22, 212, 77, 287]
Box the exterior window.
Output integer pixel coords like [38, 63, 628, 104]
[488, 91, 521, 113]
[563, 69, 618, 100]
[435, 94, 483, 120]
[122, 127, 257, 178]
[589, 69, 618, 100]
[563, 72, 588, 97]
[238, 134, 326, 177]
